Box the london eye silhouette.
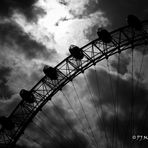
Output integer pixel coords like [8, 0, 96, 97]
[0, 15, 148, 148]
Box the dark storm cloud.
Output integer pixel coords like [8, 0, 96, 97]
[87, 68, 148, 147]
[0, 22, 56, 60]
[84, 0, 148, 29]
[110, 53, 131, 75]
[59, 0, 69, 6]
[110, 47, 148, 77]
[0, 0, 45, 22]
[15, 146, 28, 148]
[41, 102, 76, 132]
[0, 96, 20, 117]
[84, 24, 98, 41]
[0, 66, 13, 98]
[18, 102, 90, 148]
[41, 132, 89, 148]
[55, 17, 74, 26]
[88, 68, 148, 110]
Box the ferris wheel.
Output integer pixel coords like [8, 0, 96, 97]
[0, 15, 148, 148]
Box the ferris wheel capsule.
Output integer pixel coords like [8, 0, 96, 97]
[127, 15, 142, 30]
[20, 89, 35, 103]
[43, 65, 58, 80]
[97, 28, 112, 43]
[0, 116, 15, 130]
[69, 45, 84, 60]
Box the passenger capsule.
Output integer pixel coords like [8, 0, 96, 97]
[20, 89, 35, 103]
[43, 66, 58, 80]
[69, 45, 84, 60]
[0, 116, 15, 130]
[127, 15, 142, 30]
[97, 28, 112, 43]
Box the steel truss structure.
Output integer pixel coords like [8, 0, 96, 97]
[0, 20, 148, 147]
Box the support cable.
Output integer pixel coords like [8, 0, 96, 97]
[137, 45, 148, 131]
[32, 120, 65, 148]
[115, 52, 121, 148]
[41, 110, 73, 144]
[135, 45, 146, 91]
[71, 80, 98, 148]
[83, 72, 105, 127]
[130, 33, 135, 148]
[83, 72, 108, 148]
[106, 59, 117, 148]
[93, 65, 110, 147]
[61, 90, 89, 136]
[23, 133, 41, 146]
[50, 100, 78, 141]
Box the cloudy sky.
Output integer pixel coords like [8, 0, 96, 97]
[0, 0, 148, 148]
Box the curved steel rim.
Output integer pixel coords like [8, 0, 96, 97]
[1, 20, 148, 147]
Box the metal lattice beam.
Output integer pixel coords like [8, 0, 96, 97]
[0, 20, 148, 147]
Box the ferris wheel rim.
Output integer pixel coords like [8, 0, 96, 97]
[1, 19, 148, 147]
